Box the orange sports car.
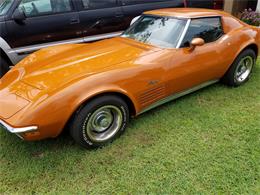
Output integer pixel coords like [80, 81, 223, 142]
[0, 8, 259, 148]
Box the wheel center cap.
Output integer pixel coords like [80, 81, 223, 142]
[93, 113, 113, 132]
[241, 66, 246, 73]
[100, 119, 110, 128]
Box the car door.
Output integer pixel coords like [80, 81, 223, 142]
[120, 0, 185, 28]
[5, 0, 81, 48]
[78, 0, 125, 38]
[166, 17, 225, 94]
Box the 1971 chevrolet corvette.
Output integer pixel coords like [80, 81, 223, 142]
[0, 8, 259, 148]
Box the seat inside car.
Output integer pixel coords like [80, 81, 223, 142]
[51, 0, 71, 12]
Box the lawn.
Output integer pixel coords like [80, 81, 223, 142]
[1, 59, 260, 194]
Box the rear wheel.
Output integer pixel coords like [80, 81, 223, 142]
[70, 95, 129, 149]
[222, 49, 256, 87]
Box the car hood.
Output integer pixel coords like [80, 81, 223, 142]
[9, 37, 159, 91]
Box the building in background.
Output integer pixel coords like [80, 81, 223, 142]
[186, 0, 258, 15]
[257, 0, 260, 11]
[223, 0, 258, 15]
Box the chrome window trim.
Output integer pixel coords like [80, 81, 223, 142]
[176, 16, 225, 49]
[122, 14, 190, 49]
[176, 18, 191, 49]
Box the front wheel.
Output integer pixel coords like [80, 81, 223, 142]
[70, 95, 129, 149]
[222, 49, 256, 87]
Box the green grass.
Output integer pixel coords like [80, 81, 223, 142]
[1, 60, 260, 195]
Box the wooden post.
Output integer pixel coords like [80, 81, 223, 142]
[224, 0, 251, 16]
[224, 0, 234, 13]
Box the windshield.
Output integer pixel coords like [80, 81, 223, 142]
[0, 0, 14, 16]
[122, 15, 187, 48]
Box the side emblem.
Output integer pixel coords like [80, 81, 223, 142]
[148, 80, 160, 86]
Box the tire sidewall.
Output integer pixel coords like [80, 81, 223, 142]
[233, 50, 256, 86]
[222, 49, 256, 87]
[71, 96, 129, 148]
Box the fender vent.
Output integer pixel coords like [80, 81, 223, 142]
[139, 85, 166, 107]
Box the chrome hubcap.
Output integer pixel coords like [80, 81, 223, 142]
[92, 110, 113, 133]
[85, 105, 123, 142]
[235, 56, 253, 83]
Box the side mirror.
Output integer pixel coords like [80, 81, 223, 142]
[12, 8, 26, 22]
[189, 38, 205, 51]
[130, 16, 140, 26]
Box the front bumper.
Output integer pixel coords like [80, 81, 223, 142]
[0, 119, 38, 139]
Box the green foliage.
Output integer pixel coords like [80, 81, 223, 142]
[241, 9, 260, 26]
[1, 60, 260, 194]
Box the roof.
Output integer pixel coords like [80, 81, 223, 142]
[144, 8, 228, 19]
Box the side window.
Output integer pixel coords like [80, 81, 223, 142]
[180, 17, 223, 48]
[81, 0, 117, 9]
[19, 0, 72, 17]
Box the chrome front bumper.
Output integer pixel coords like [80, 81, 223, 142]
[0, 119, 38, 139]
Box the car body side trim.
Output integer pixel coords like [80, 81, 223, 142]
[12, 31, 123, 55]
[0, 36, 21, 64]
[138, 79, 219, 115]
[0, 37, 12, 51]
[176, 19, 191, 49]
[2, 31, 123, 64]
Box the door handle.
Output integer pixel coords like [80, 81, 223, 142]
[70, 18, 80, 24]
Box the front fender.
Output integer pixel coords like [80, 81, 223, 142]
[5, 82, 139, 140]
[70, 84, 139, 117]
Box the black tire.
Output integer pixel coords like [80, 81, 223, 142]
[0, 55, 10, 78]
[70, 95, 129, 149]
[222, 49, 256, 87]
